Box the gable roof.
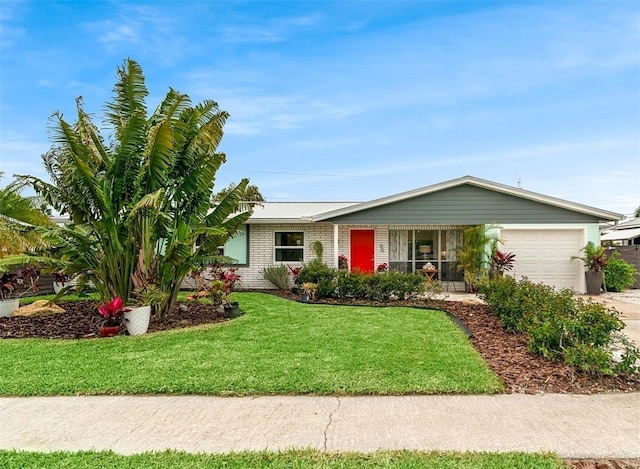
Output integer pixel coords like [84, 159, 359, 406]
[312, 175, 622, 223]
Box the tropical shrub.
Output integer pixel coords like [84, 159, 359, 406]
[0, 173, 51, 257]
[313, 269, 425, 301]
[457, 224, 498, 292]
[0, 59, 253, 317]
[480, 276, 639, 375]
[604, 253, 638, 292]
[261, 264, 290, 290]
[572, 241, 607, 272]
[297, 261, 336, 286]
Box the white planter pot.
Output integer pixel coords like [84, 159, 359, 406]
[53, 277, 79, 294]
[0, 298, 20, 317]
[123, 305, 151, 336]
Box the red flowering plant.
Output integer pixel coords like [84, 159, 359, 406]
[491, 251, 516, 276]
[287, 264, 302, 284]
[338, 255, 349, 270]
[187, 265, 241, 307]
[376, 263, 388, 273]
[98, 296, 130, 327]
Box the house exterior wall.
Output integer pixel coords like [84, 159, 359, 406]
[235, 223, 335, 289]
[238, 223, 461, 288]
[325, 185, 603, 225]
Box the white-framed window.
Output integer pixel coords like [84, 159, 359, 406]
[275, 231, 304, 262]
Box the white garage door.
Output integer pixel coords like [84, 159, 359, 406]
[500, 229, 583, 291]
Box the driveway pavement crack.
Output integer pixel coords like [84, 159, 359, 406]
[323, 397, 341, 451]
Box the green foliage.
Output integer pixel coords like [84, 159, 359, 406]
[261, 264, 290, 290]
[1, 59, 253, 317]
[457, 225, 498, 292]
[604, 253, 638, 292]
[0, 173, 52, 257]
[297, 261, 335, 286]
[310, 240, 323, 261]
[480, 276, 639, 375]
[571, 241, 607, 272]
[301, 268, 426, 301]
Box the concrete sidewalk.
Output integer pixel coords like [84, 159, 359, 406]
[1, 393, 639, 458]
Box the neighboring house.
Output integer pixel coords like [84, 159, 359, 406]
[222, 176, 621, 293]
[601, 217, 640, 246]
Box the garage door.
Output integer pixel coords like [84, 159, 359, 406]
[500, 229, 583, 291]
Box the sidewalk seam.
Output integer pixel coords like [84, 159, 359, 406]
[323, 397, 341, 451]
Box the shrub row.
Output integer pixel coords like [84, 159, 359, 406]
[479, 276, 639, 376]
[297, 262, 427, 301]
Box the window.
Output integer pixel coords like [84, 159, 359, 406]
[221, 225, 249, 265]
[389, 228, 463, 281]
[275, 232, 304, 262]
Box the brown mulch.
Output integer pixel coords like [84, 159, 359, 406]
[0, 301, 228, 339]
[1, 292, 639, 468]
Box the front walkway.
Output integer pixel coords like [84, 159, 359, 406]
[1, 393, 638, 458]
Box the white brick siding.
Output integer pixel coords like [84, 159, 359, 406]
[236, 223, 395, 289]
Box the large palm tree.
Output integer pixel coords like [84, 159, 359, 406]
[0, 173, 51, 258]
[5, 58, 253, 316]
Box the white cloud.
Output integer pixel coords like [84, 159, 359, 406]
[99, 24, 139, 46]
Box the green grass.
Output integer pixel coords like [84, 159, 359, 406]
[0, 450, 566, 468]
[0, 293, 502, 396]
[20, 291, 195, 305]
[19, 292, 101, 304]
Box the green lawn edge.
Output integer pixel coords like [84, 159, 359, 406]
[0, 449, 566, 469]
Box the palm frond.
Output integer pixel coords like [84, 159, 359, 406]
[105, 58, 148, 140]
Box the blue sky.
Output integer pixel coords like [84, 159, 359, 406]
[1, 0, 639, 216]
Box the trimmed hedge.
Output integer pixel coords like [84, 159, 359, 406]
[297, 265, 426, 301]
[480, 276, 639, 375]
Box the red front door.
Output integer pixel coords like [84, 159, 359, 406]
[350, 230, 375, 273]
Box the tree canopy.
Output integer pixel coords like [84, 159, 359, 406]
[2, 58, 253, 317]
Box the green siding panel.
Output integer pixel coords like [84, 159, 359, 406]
[327, 185, 601, 225]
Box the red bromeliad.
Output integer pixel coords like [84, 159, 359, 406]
[98, 296, 130, 326]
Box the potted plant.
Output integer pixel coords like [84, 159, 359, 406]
[300, 282, 318, 303]
[572, 242, 607, 295]
[0, 266, 41, 317]
[125, 285, 167, 335]
[52, 271, 75, 294]
[97, 296, 129, 337]
[490, 250, 516, 279]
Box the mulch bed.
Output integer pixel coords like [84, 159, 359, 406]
[0, 301, 228, 339]
[1, 292, 639, 469]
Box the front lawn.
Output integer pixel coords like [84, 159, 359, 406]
[0, 293, 502, 396]
[0, 449, 565, 469]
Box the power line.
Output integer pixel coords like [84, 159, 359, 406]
[218, 168, 396, 179]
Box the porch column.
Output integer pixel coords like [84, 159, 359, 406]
[334, 224, 339, 268]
